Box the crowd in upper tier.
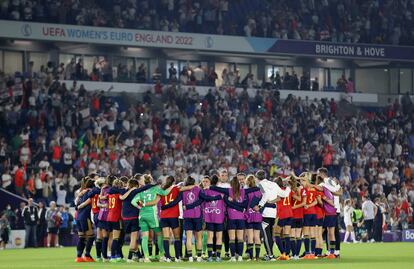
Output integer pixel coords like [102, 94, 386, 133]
[0, 0, 413, 45]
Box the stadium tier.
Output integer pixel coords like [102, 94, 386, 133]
[0, 2, 413, 266]
[0, 0, 413, 45]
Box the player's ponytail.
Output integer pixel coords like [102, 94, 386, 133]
[143, 174, 153, 185]
[163, 175, 175, 190]
[185, 176, 195, 186]
[230, 176, 241, 200]
[106, 175, 118, 186]
[210, 174, 219, 186]
[246, 174, 256, 188]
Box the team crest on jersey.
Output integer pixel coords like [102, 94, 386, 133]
[187, 192, 195, 202]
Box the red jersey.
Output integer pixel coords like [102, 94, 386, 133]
[303, 187, 317, 215]
[277, 191, 293, 219]
[315, 191, 325, 220]
[160, 186, 180, 218]
[292, 189, 304, 219]
[107, 193, 122, 222]
[91, 194, 100, 214]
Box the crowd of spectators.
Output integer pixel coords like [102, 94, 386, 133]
[0, 0, 413, 45]
[0, 61, 413, 236]
[25, 59, 353, 92]
[1, 199, 74, 248]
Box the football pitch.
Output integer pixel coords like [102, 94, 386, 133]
[0, 243, 413, 269]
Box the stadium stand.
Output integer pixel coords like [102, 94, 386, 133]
[0, 0, 413, 45]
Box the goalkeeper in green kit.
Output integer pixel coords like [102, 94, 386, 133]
[131, 174, 174, 262]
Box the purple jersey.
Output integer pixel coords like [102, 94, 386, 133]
[246, 189, 263, 223]
[183, 186, 201, 219]
[203, 189, 225, 224]
[227, 188, 245, 220]
[98, 186, 110, 221]
[323, 187, 336, 215]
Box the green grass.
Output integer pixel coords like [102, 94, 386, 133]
[0, 243, 413, 269]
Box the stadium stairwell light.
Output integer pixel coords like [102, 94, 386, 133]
[126, 47, 143, 52]
[11, 40, 32, 46]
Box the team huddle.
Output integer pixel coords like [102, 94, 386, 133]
[74, 167, 342, 263]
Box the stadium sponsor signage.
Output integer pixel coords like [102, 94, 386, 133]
[0, 20, 256, 53]
[5, 230, 25, 249]
[268, 39, 414, 61]
[315, 44, 385, 57]
[1, 20, 414, 61]
[402, 229, 414, 242]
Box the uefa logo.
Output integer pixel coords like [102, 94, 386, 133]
[188, 192, 195, 202]
[205, 36, 213, 48]
[21, 24, 32, 37]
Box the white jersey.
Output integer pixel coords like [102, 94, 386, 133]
[217, 182, 231, 188]
[321, 177, 341, 213]
[258, 179, 291, 218]
[344, 205, 354, 226]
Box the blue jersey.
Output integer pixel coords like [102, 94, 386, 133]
[76, 192, 92, 221]
[111, 184, 154, 220]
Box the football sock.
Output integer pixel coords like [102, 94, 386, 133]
[174, 240, 181, 259]
[196, 249, 202, 257]
[296, 238, 302, 256]
[246, 243, 253, 259]
[315, 248, 322, 255]
[255, 244, 261, 258]
[111, 238, 119, 258]
[304, 236, 310, 254]
[163, 238, 170, 258]
[291, 238, 297, 256]
[142, 236, 149, 258]
[216, 244, 222, 258]
[128, 250, 134, 260]
[148, 243, 153, 257]
[77, 236, 86, 258]
[157, 235, 164, 256]
[202, 232, 208, 254]
[155, 239, 160, 256]
[330, 241, 336, 254]
[119, 231, 125, 258]
[310, 238, 316, 254]
[85, 236, 95, 257]
[207, 244, 213, 258]
[283, 235, 291, 255]
[95, 238, 102, 258]
[275, 235, 283, 254]
[237, 242, 244, 257]
[229, 240, 236, 257]
[102, 237, 109, 259]
[186, 249, 192, 258]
